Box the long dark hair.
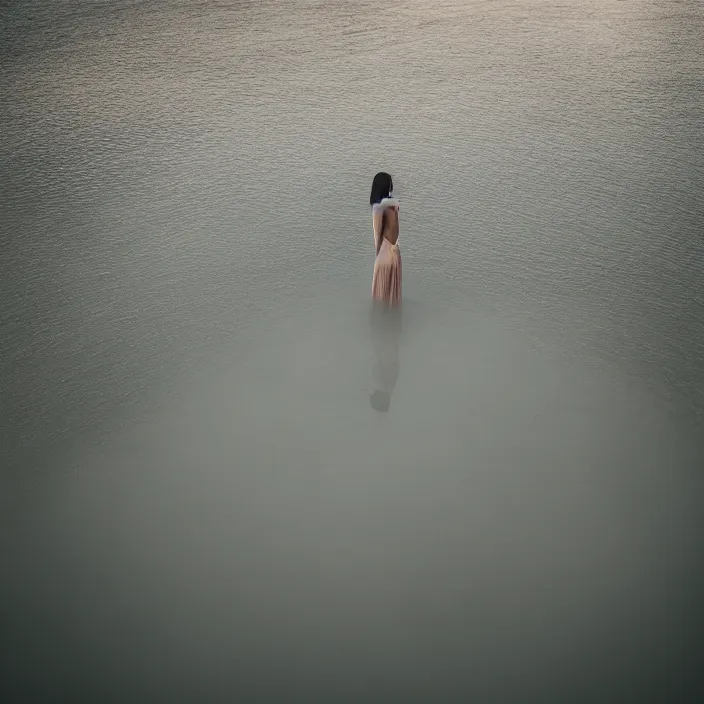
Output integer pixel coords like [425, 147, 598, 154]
[369, 172, 393, 206]
[370, 172, 393, 255]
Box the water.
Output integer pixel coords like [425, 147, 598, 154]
[2, 0, 703, 700]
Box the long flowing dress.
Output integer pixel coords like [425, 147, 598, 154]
[371, 198, 402, 306]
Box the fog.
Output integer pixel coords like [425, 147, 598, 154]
[3, 0, 703, 700]
[4, 295, 702, 701]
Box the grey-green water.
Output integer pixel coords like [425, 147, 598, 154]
[2, 0, 703, 700]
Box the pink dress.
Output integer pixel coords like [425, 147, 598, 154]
[371, 198, 402, 307]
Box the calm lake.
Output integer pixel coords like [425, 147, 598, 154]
[2, 0, 703, 700]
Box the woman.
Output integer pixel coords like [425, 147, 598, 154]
[369, 172, 402, 411]
[370, 172, 401, 307]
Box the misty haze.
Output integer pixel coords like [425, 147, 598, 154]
[2, 0, 703, 701]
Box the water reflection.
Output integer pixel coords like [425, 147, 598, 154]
[370, 302, 402, 412]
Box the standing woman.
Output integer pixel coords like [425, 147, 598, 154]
[369, 172, 402, 412]
[370, 172, 401, 306]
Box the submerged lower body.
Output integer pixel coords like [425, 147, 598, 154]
[370, 243, 402, 410]
[372, 242, 402, 307]
[369, 296, 402, 413]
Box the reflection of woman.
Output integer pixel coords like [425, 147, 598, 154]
[370, 303, 401, 412]
[369, 172, 402, 411]
[370, 172, 401, 306]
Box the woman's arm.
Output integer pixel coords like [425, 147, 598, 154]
[373, 209, 385, 254]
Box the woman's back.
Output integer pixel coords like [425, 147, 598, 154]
[372, 198, 400, 250]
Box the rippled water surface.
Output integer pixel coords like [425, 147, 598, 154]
[2, 0, 704, 700]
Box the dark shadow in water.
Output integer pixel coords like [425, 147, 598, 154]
[369, 302, 402, 412]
